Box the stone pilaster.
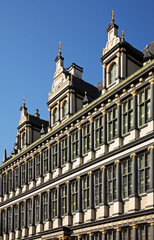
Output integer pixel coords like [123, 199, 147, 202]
[102, 230, 107, 240]
[86, 172, 95, 222]
[129, 153, 139, 212]
[98, 166, 108, 218]
[102, 110, 107, 153]
[58, 101, 60, 123]
[75, 176, 83, 224]
[102, 64, 107, 93]
[48, 108, 51, 129]
[44, 190, 52, 231]
[23, 160, 28, 192]
[53, 185, 61, 228]
[131, 225, 138, 240]
[89, 232, 94, 240]
[67, 93, 70, 116]
[16, 203, 21, 239]
[22, 200, 28, 238]
[29, 156, 36, 189]
[116, 227, 122, 240]
[0, 175, 2, 202]
[36, 151, 43, 185]
[36, 193, 43, 233]
[147, 146, 154, 208]
[75, 126, 83, 167]
[62, 181, 72, 226]
[16, 164, 21, 195]
[77, 235, 82, 240]
[115, 100, 122, 147]
[44, 145, 52, 181]
[29, 197, 36, 235]
[150, 222, 154, 240]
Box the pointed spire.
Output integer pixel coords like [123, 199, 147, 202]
[3, 149, 7, 162]
[40, 124, 45, 136]
[58, 41, 62, 56]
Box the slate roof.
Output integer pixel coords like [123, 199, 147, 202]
[142, 42, 154, 62]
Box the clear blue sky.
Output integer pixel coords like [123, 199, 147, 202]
[0, 0, 153, 163]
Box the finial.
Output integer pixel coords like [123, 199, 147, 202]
[23, 97, 25, 104]
[85, 91, 87, 96]
[111, 10, 114, 20]
[146, 45, 148, 48]
[122, 30, 125, 38]
[59, 41, 62, 52]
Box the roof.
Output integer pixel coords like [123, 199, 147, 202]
[142, 42, 154, 62]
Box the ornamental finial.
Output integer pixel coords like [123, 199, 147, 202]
[122, 30, 125, 38]
[23, 97, 25, 104]
[58, 41, 62, 52]
[111, 10, 114, 20]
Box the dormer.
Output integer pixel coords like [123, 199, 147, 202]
[100, 11, 143, 93]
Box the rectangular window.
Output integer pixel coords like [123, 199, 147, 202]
[3, 174, 7, 195]
[72, 131, 79, 160]
[71, 181, 78, 212]
[108, 107, 117, 141]
[8, 208, 11, 232]
[43, 193, 48, 222]
[35, 196, 39, 224]
[51, 189, 57, 218]
[61, 137, 68, 165]
[21, 202, 24, 228]
[35, 154, 40, 178]
[21, 163, 26, 186]
[82, 176, 89, 209]
[15, 168, 19, 189]
[28, 159, 33, 182]
[8, 171, 12, 192]
[107, 165, 116, 202]
[95, 115, 103, 148]
[138, 152, 150, 194]
[52, 144, 57, 170]
[83, 124, 90, 154]
[123, 97, 133, 134]
[122, 159, 132, 198]
[43, 149, 48, 175]
[27, 199, 32, 226]
[94, 170, 102, 206]
[61, 185, 67, 216]
[14, 205, 18, 230]
[139, 86, 151, 126]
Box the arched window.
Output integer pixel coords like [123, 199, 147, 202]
[109, 63, 116, 84]
[62, 101, 68, 118]
[53, 108, 58, 124]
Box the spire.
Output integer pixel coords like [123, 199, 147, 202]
[55, 41, 64, 70]
[40, 124, 45, 136]
[106, 10, 119, 33]
[58, 41, 62, 56]
[3, 149, 7, 162]
[111, 10, 114, 21]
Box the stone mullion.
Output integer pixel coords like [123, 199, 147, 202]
[77, 177, 82, 212]
[131, 90, 138, 130]
[18, 164, 21, 189]
[38, 193, 43, 224]
[17, 203, 20, 230]
[11, 205, 14, 233]
[89, 119, 94, 152]
[39, 151, 43, 178]
[12, 168, 15, 193]
[102, 110, 107, 145]
[150, 222, 154, 239]
[103, 64, 107, 91]
[67, 93, 70, 115]
[0, 175, 2, 199]
[47, 190, 51, 221]
[116, 101, 122, 138]
[5, 208, 8, 234]
[116, 228, 122, 240]
[57, 140, 61, 169]
[149, 78, 154, 120]
[102, 230, 107, 240]
[148, 146, 154, 190]
[115, 160, 122, 201]
[32, 156, 35, 182]
[24, 200, 27, 229]
[132, 225, 138, 240]
[56, 185, 61, 218]
[88, 172, 94, 208]
[130, 153, 138, 197]
[67, 134, 71, 163]
[25, 160, 28, 185]
[6, 172, 9, 195]
[48, 146, 52, 173]
[78, 126, 82, 158]
[66, 181, 71, 215]
[101, 166, 107, 205]
[117, 52, 121, 80]
[31, 197, 35, 226]
[58, 101, 60, 122]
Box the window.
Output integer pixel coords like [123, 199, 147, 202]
[2, 211, 5, 234]
[35, 154, 40, 179]
[108, 107, 117, 141]
[8, 208, 11, 232]
[61, 185, 67, 216]
[3, 174, 7, 195]
[123, 97, 133, 134]
[71, 181, 78, 212]
[53, 108, 58, 124]
[109, 63, 116, 84]
[72, 130, 79, 160]
[35, 196, 40, 224]
[52, 144, 57, 170]
[23, 132, 26, 146]
[107, 165, 116, 202]
[21, 202, 24, 228]
[94, 170, 102, 206]
[8, 171, 12, 192]
[51, 189, 57, 218]
[138, 152, 150, 194]
[61, 137, 68, 165]
[139, 86, 151, 126]
[14, 205, 18, 230]
[108, 230, 117, 240]
[83, 124, 90, 154]
[43, 149, 48, 175]
[43, 193, 48, 222]
[28, 159, 33, 182]
[27, 199, 32, 226]
[139, 225, 151, 240]
[62, 100, 68, 118]
[21, 163, 26, 186]
[15, 167, 19, 189]
[82, 176, 89, 209]
[122, 159, 132, 198]
[95, 115, 103, 148]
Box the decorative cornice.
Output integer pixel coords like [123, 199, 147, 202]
[148, 146, 154, 151]
[116, 100, 122, 105]
[100, 166, 106, 170]
[76, 176, 81, 180]
[102, 109, 107, 114]
[130, 153, 137, 158]
[88, 171, 93, 175]
[131, 90, 138, 96]
[89, 233, 95, 236]
[149, 78, 154, 84]
[131, 224, 138, 229]
[101, 230, 107, 234]
[116, 227, 122, 231]
[114, 160, 121, 164]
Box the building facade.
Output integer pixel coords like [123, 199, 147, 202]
[0, 13, 154, 240]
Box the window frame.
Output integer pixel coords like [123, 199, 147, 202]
[107, 164, 116, 202]
[94, 115, 103, 148]
[61, 137, 68, 165]
[109, 62, 117, 85]
[94, 170, 102, 206]
[82, 176, 90, 209]
[61, 185, 67, 216]
[138, 152, 150, 194]
[52, 143, 58, 170]
[138, 86, 151, 126]
[122, 97, 133, 134]
[108, 107, 118, 141]
[72, 130, 79, 160]
[71, 180, 78, 213]
[83, 123, 90, 155]
[122, 158, 132, 199]
[51, 189, 57, 219]
[43, 149, 48, 175]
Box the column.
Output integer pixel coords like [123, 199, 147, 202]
[75, 176, 83, 224]
[89, 233, 94, 240]
[89, 118, 94, 157]
[0, 175, 2, 202]
[150, 222, 154, 240]
[65, 181, 72, 225]
[131, 225, 138, 240]
[29, 197, 35, 235]
[114, 160, 123, 215]
[131, 90, 138, 130]
[103, 64, 107, 92]
[48, 108, 51, 129]
[102, 230, 107, 240]
[99, 166, 108, 218]
[147, 146, 154, 208]
[58, 101, 60, 122]
[67, 93, 70, 115]
[77, 126, 83, 166]
[129, 153, 139, 211]
[55, 185, 61, 227]
[37, 193, 43, 232]
[102, 109, 107, 153]
[149, 78, 154, 120]
[116, 227, 122, 240]
[0, 210, 2, 236]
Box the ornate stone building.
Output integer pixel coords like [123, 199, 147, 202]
[0, 12, 154, 240]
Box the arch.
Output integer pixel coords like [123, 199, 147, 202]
[109, 62, 116, 84]
[62, 100, 68, 118]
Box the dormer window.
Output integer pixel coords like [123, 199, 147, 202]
[109, 63, 116, 84]
[62, 100, 68, 118]
[53, 108, 58, 125]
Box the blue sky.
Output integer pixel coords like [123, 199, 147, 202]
[0, 0, 153, 162]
